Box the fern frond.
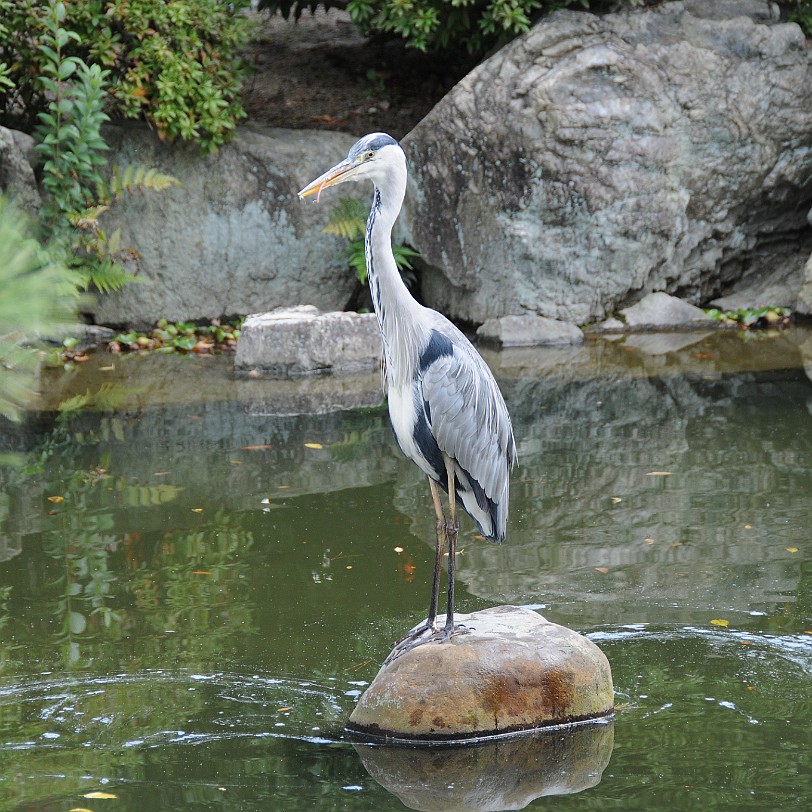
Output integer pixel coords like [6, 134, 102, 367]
[323, 197, 367, 240]
[73, 255, 137, 294]
[97, 163, 179, 203]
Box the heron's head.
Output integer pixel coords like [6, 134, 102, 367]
[298, 133, 405, 202]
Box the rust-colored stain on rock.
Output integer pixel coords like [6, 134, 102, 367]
[408, 708, 423, 726]
[540, 668, 575, 718]
[480, 664, 575, 727]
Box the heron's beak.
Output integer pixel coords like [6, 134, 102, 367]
[298, 159, 357, 203]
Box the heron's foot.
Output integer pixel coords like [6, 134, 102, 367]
[384, 622, 436, 665]
[383, 623, 471, 664]
[435, 623, 472, 643]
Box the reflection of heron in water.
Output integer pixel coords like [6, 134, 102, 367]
[300, 133, 516, 652]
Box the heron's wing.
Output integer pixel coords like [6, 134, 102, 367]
[419, 342, 515, 503]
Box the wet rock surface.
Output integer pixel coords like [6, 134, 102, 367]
[347, 605, 613, 741]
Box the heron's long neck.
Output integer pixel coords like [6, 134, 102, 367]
[366, 180, 422, 390]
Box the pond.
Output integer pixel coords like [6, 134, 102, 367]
[1, 327, 810, 811]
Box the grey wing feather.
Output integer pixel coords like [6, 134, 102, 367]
[419, 340, 516, 502]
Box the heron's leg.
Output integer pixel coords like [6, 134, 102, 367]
[444, 459, 459, 634]
[382, 477, 447, 664]
[427, 477, 446, 631]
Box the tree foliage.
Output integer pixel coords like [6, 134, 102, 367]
[263, 1, 812, 55]
[0, 0, 251, 150]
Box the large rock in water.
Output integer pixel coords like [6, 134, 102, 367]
[347, 606, 613, 741]
[235, 306, 381, 375]
[403, 0, 812, 325]
[89, 125, 359, 326]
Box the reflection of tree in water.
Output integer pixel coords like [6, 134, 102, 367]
[126, 511, 255, 663]
[1, 411, 256, 673]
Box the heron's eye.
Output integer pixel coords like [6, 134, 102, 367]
[365, 150, 374, 160]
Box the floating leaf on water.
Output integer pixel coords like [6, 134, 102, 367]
[192, 570, 212, 576]
[595, 567, 609, 574]
[393, 546, 404, 553]
[645, 537, 655, 545]
[710, 618, 730, 628]
[646, 471, 672, 477]
[346, 565, 353, 570]
[611, 496, 622, 503]
[240, 444, 272, 451]
[191, 508, 203, 513]
[47, 495, 64, 503]
[82, 791, 119, 799]
[304, 442, 323, 449]
[786, 547, 799, 553]
[69, 807, 95, 812]
[744, 524, 753, 529]
[277, 707, 291, 712]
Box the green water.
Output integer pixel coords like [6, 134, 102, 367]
[1, 329, 810, 810]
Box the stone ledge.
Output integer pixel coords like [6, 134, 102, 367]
[235, 305, 382, 377]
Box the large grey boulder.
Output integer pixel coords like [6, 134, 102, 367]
[89, 125, 359, 326]
[403, 0, 812, 325]
[0, 126, 41, 216]
[798, 252, 812, 317]
[795, 208, 812, 317]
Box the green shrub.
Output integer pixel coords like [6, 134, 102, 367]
[786, 0, 812, 35]
[260, 0, 539, 53]
[34, 1, 110, 228]
[0, 0, 251, 150]
[23, 2, 179, 297]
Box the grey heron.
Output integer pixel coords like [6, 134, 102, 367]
[299, 133, 516, 653]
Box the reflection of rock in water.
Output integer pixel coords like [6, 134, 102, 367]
[354, 721, 614, 812]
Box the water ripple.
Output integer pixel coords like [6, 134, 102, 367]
[0, 670, 357, 753]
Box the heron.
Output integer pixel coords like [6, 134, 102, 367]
[299, 133, 516, 654]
